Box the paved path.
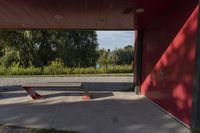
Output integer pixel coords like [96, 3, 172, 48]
[0, 76, 134, 92]
[0, 76, 133, 86]
[0, 76, 190, 133]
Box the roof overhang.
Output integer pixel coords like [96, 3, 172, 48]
[0, 0, 176, 30]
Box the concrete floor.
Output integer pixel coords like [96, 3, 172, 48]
[0, 86, 190, 133]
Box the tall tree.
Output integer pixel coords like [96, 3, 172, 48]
[112, 45, 134, 65]
[0, 30, 99, 68]
[65, 31, 99, 67]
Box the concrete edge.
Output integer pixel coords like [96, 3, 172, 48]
[143, 95, 191, 130]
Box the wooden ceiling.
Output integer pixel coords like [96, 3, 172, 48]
[0, 0, 176, 30]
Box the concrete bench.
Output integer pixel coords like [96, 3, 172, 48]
[22, 82, 90, 100]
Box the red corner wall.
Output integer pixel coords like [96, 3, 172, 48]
[141, 1, 198, 125]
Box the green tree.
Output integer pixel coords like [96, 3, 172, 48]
[97, 49, 113, 67]
[32, 30, 58, 67]
[97, 45, 134, 66]
[0, 30, 35, 67]
[64, 31, 99, 67]
[112, 45, 134, 65]
[0, 49, 19, 67]
[0, 30, 99, 68]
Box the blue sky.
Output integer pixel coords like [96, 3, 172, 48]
[96, 31, 135, 50]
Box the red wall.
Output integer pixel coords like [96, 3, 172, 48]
[141, 1, 198, 125]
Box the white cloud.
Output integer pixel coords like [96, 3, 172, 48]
[97, 31, 135, 50]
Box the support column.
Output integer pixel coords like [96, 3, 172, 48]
[191, 3, 200, 129]
[134, 30, 143, 94]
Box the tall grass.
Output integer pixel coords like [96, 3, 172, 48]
[0, 63, 133, 76]
[0, 66, 8, 75]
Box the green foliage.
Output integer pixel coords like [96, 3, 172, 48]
[193, 129, 200, 133]
[0, 50, 19, 67]
[71, 67, 97, 74]
[43, 59, 64, 75]
[0, 30, 134, 71]
[0, 30, 134, 75]
[111, 45, 134, 65]
[106, 65, 133, 73]
[9, 63, 42, 75]
[0, 125, 78, 133]
[97, 45, 134, 67]
[0, 30, 99, 68]
[0, 64, 132, 76]
[97, 49, 113, 67]
[65, 31, 99, 67]
[30, 128, 78, 133]
[0, 66, 8, 75]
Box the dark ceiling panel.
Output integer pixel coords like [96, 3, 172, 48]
[0, 0, 177, 29]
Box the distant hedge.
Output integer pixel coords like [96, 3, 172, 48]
[0, 64, 133, 75]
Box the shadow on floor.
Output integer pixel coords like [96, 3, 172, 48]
[0, 82, 134, 100]
[0, 85, 27, 99]
[0, 95, 189, 133]
[46, 92, 114, 99]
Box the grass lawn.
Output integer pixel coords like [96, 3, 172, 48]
[193, 129, 200, 133]
[0, 125, 78, 133]
[0, 73, 134, 78]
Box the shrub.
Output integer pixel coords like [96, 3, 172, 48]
[63, 68, 72, 74]
[0, 66, 7, 75]
[23, 66, 42, 75]
[9, 63, 42, 75]
[0, 50, 19, 68]
[0, 64, 133, 75]
[82, 67, 97, 74]
[9, 63, 24, 75]
[43, 59, 64, 75]
[97, 65, 133, 74]
[193, 129, 200, 133]
[97, 67, 107, 74]
[106, 65, 133, 73]
[72, 67, 97, 74]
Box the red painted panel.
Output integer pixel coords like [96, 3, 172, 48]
[141, 0, 198, 125]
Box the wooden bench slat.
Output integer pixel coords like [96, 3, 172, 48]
[22, 82, 82, 88]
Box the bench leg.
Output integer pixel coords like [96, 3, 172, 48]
[82, 90, 91, 101]
[24, 87, 46, 100]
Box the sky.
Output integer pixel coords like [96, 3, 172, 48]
[96, 31, 135, 50]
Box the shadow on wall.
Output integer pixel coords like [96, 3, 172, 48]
[141, 1, 198, 125]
